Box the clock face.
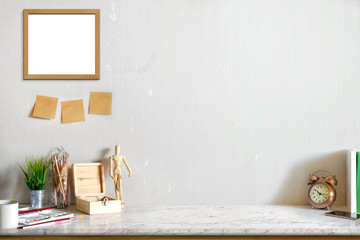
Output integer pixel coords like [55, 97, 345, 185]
[310, 183, 330, 204]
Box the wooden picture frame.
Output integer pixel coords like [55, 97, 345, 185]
[23, 9, 100, 80]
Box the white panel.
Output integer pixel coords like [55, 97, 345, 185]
[0, 0, 359, 206]
[28, 14, 95, 75]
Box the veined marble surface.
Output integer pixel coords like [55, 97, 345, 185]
[1, 205, 360, 236]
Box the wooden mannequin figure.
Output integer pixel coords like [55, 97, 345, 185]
[109, 145, 131, 208]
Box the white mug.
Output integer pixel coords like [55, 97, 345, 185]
[0, 200, 18, 229]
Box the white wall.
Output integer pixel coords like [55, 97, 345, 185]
[0, 0, 359, 206]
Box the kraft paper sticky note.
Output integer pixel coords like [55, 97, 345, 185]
[33, 95, 58, 119]
[61, 99, 85, 124]
[89, 92, 112, 115]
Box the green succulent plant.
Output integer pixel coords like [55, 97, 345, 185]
[17, 155, 50, 190]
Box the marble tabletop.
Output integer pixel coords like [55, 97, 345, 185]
[2, 205, 360, 236]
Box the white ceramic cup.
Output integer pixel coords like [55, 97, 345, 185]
[0, 200, 18, 229]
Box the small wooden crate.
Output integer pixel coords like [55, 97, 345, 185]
[72, 163, 121, 215]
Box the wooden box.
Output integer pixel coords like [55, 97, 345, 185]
[72, 163, 121, 215]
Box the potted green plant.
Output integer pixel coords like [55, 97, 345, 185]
[18, 155, 50, 208]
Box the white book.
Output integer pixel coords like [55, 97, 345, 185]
[347, 150, 357, 213]
[18, 209, 74, 226]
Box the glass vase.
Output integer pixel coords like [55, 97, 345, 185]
[50, 167, 71, 209]
[48, 147, 71, 209]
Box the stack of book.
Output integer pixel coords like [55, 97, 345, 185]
[346, 150, 360, 213]
[18, 207, 74, 229]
